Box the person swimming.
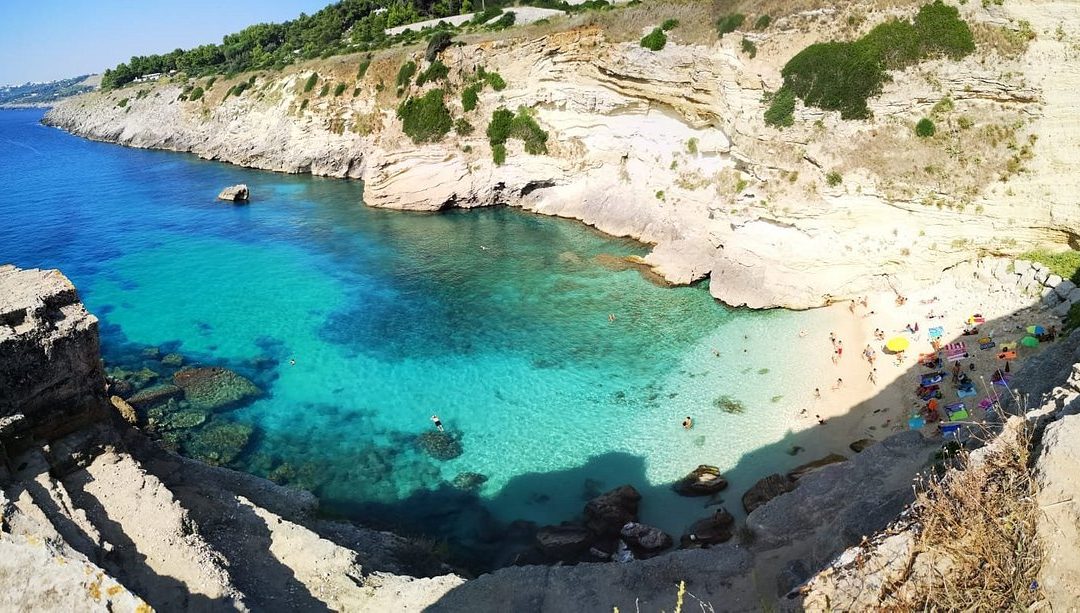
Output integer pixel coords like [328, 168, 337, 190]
[430, 414, 444, 432]
[682, 416, 694, 430]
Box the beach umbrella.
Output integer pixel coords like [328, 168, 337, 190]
[1020, 336, 1040, 347]
[1026, 325, 1046, 335]
[886, 337, 910, 352]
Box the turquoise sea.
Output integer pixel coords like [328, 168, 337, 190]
[0, 109, 835, 568]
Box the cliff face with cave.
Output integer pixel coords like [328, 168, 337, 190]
[44, 1, 1080, 309]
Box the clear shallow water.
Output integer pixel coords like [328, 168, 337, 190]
[1, 109, 829, 567]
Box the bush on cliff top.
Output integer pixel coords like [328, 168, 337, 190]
[778, 1, 973, 120]
[396, 61, 417, 88]
[416, 60, 449, 86]
[764, 87, 795, 127]
[716, 13, 745, 37]
[487, 106, 548, 163]
[397, 88, 453, 143]
[640, 28, 667, 51]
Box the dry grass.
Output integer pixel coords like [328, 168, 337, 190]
[888, 419, 1043, 610]
[972, 21, 1036, 59]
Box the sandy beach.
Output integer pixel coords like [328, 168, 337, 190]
[789, 262, 1052, 459]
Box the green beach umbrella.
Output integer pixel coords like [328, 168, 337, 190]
[1020, 336, 1040, 348]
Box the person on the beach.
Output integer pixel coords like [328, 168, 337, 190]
[814, 388, 821, 399]
[869, 368, 877, 384]
[829, 332, 836, 346]
[682, 416, 694, 430]
[835, 378, 843, 389]
[431, 414, 444, 432]
[815, 414, 827, 425]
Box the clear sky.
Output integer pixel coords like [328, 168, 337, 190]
[0, 0, 335, 85]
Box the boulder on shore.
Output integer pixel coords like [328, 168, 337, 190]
[619, 522, 673, 559]
[673, 464, 728, 496]
[217, 184, 249, 202]
[742, 473, 797, 514]
[681, 508, 735, 548]
[786, 454, 848, 482]
[535, 524, 594, 562]
[109, 395, 138, 425]
[584, 485, 641, 537]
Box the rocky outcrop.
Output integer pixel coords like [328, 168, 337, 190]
[217, 184, 249, 202]
[583, 485, 640, 537]
[0, 265, 107, 453]
[172, 367, 261, 412]
[0, 266, 465, 610]
[741, 473, 796, 514]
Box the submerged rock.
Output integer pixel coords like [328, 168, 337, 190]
[619, 522, 672, 559]
[161, 353, 184, 367]
[452, 471, 488, 491]
[535, 524, 594, 562]
[584, 485, 640, 537]
[182, 419, 253, 466]
[160, 408, 209, 431]
[673, 464, 728, 496]
[126, 383, 183, 410]
[416, 430, 463, 461]
[742, 473, 797, 514]
[173, 366, 261, 411]
[217, 184, 249, 202]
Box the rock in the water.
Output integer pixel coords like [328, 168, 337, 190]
[681, 508, 735, 547]
[141, 346, 161, 359]
[416, 430, 463, 460]
[126, 383, 184, 410]
[109, 395, 138, 425]
[535, 524, 594, 562]
[161, 353, 184, 367]
[160, 408, 209, 431]
[452, 471, 488, 491]
[787, 454, 848, 481]
[619, 522, 673, 559]
[182, 419, 253, 466]
[584, 485, 641, 537]
[673, 464, 728, 496]
[849, 438, 877, 453]
[172, 367, 261, 411]
[217, 184, 249, 202]
[742, 473, 797, 514]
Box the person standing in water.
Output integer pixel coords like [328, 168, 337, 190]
[430, 414, 444, 432]
[682, 416, 694, 430]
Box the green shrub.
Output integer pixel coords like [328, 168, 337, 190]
[640, 28, 667, 51]
[299, 99, 309, 112]
[487, 107, 548, 156]
[205, 76, 217, 89]
[686, 137, 698, 154]
[755, 14, 771, 30]
[1020, 249, 1080, 285]
[332, 83, 346, 96]
[777, 1, 973, 120]
[462, 85, 480, 112]
[318, 83, 330, 97]
[915, 117, 936, 137]
[455, 118, 474, 135]
[357, 59, 371, 80]
[116, 98, 128, 108]
[483, 70, 506, 91]
[931, 96, 954, 115]
[303, 73, 318, 93]
[741, 37, 757, 58]
[416, 60, 449, 86]
[471, 7, 502, 25]
[397, 88, 453, 143]
[716, 13, 745, 36]
[425, 31, 453, 62]
[396, 61, 417, 88]
[353, 87, 361, 96]
[189, 87, 204, 101]
[492, 142, 507, 165]
[489, 12, 516, 30]
[661, 19, 679, 31]
[763, 87, 795, 127]
[826, 171, 843, 187]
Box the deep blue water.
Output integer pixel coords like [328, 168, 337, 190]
[0, 108, 832, 568]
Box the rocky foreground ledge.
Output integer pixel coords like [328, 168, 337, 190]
[0, 265, 463, 611]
